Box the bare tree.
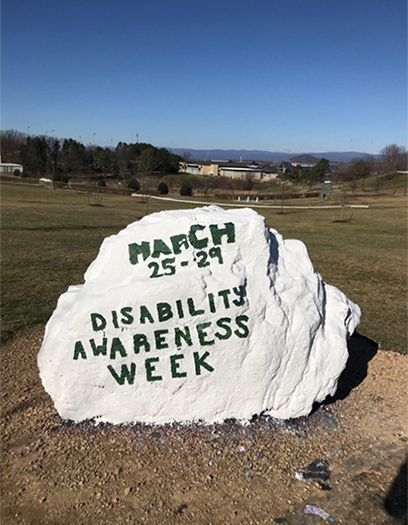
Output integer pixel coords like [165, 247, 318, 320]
[243, 173, 255, 191]
[380, 144, 407, 179]
[397, 148, 408, 171]
[0, 129, 26, 163]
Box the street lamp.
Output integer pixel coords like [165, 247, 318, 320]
[51, 130, 56, 189]
[93, 133, 96, 172]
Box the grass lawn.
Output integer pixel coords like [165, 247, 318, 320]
[1, 182, 406, 353]
[361, 171, 407, 193]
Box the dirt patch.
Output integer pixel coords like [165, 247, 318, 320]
[1, 327, 407, 525]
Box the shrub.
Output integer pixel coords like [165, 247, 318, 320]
[180, 182, 192, 196]
[13, 169, 21, 177]
[97, 179, 106, 187]
[157, 182, 169, 195]
[54, 171, 68, 183]
[20, 172, 28, 178]
[242, 177, 255, 191]
[127, 179, 140, 191]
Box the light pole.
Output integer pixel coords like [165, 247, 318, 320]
[93, 133, 96, 173]
[51, 130, 56, 190]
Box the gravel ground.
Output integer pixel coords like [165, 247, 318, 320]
[1, 327, 407, 525]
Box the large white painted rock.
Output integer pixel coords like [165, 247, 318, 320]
[38, 206, 360, 424]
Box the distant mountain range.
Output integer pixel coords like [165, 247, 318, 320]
[166, 148, 374, 163]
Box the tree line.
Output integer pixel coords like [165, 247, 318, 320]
[0, 129, 182, 181]
[1, 129, 406, 187]
[283, 145, 406, 185]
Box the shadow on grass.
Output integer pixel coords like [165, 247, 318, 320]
[326, 331, 378, 404]
[384, 457, 407, 524]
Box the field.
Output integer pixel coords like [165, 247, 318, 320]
[1, 182, 407, 353]
[1, 182, 407, 525]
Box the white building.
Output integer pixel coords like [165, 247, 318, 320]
[179, 160, 280, 181]
[0, 163, 23, 174]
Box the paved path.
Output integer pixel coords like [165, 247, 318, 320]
[132, 194, 369, 209]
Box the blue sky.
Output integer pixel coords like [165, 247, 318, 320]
[2, 0, 406, 153]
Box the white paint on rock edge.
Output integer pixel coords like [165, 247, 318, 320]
[38, 206, 360, 424]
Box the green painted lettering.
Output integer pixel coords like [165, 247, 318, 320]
[170, 233, 189, 254]
[90, 338, 107, 356]
[187, 297, 204, 316]
[170, 354, 187, 378]
[189, 224, 208, 249]
[234, 315, 250, 338]
[218, 289, 231, 309]
[176, 299, 185, 319]
[208, 292, 216, 313]
[110, 337, 128, 359]
[145, 357, 162, 382]
[112, 310, 119, 328]
[73, 340, 87, 360]
[107, 363, 136, 385]
[196, 322, 215, 346]
[193, 351, 214, 375]
[232, 286, 246, 307]
[151, 239, 172, 258]
[120, 307, 134, 325]
[91, 313, 106, 332]
[154, 329, 169, 350]
[133, 333, 150, 354]
[174, 326, 192, 347]
[210, 222, 235, 245]
[157, 302, 173, 322]
[140, 305, 154, 324]
[215, 317, 232, 340]
[128, 241, 150, 265]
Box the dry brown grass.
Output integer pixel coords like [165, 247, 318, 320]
[1, 183, 406, 353]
